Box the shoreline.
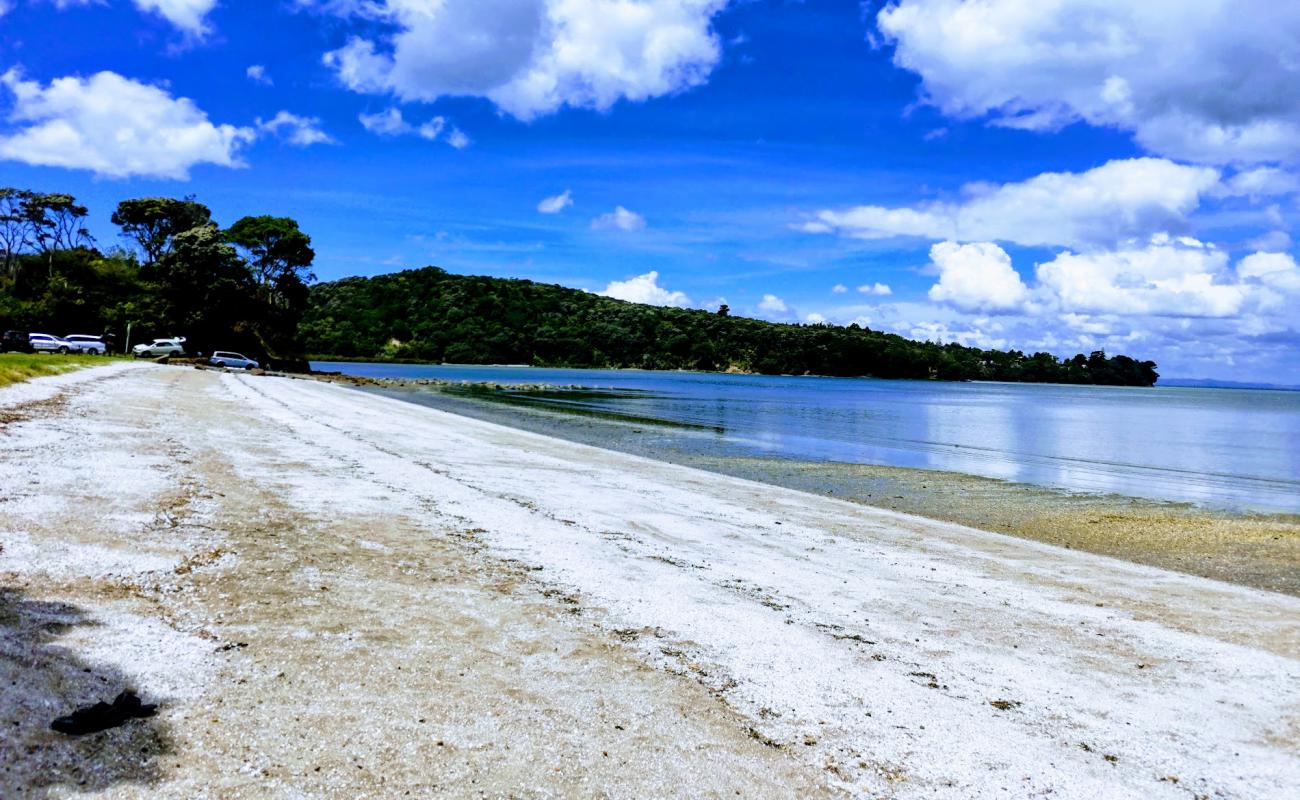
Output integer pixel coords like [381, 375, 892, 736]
[306, 359, 1163, 387]
[359, 379, 1300, 597]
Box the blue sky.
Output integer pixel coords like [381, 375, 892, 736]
[2, 1, 1299, 382]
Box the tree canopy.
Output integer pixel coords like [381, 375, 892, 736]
[110, 197, 213, 266]
[1, 189, 313, 368]
[225, 215, 316, 293]
[300, 267, 1160, 386]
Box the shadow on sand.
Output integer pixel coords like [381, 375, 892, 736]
[0, 586, 171, 798]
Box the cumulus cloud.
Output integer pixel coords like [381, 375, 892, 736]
[316, 0, 729, 120]
[805, 312, 828, 324]
[832, 283, 848, 294]
[927, 241, 1028, 313]
[757, 294, 787, 313]
[599, 270, 690, 306]
[1035, 235, 1243, 318]
[134, 0, 219, 36]
[0, 69, 254, 179]
[1238, 252, 1300, 294]
[256, 111, 334, 147]
[1219, 167, 1300, 199]
[805, 158, 1220, 250]
[358, 107, 454, 142]
[591, 206, 645, 232]
[538, 189, 573, 214]
[858, 282, 892, 296]
[875, 0, 1300, 164]
[246, 65, 272, 86]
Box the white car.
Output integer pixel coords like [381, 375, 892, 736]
[133, 338, 186, 358]
[209, 351, 259, 370]
[29, 333, 72, 354]
[64, 334, 106, 355]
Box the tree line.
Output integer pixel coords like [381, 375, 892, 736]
[0, 188, 315, 368]
[301, 267, 1160, 386]
[1, 188, 1159, 385]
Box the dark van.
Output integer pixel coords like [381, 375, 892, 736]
[2, 330, 32, 353]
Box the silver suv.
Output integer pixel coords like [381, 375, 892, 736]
[29, 333, 72, 354]
[64, 334, 106, 355]
[132, 338, 186, 358]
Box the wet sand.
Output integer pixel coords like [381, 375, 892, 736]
[371, 383, 1300, 596]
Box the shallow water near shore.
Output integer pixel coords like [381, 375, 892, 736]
[306, 362, 1300, 595]
[315, 362, 1300, 515]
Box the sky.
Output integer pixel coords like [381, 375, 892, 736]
[1, 1, 1299, 382]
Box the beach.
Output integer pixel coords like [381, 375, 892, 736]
[2, 363, 1298, 798]
[364, 378, 1300, 596]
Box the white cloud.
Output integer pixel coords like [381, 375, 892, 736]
[134, 0, 218, 36]
[1238, 252, 1300, 294]
[359, 108, 408, 136]
[876, 0, 1300, 164]
[599, 270, 690, 306]
[446, 127, 470, 149]
[358, 107, 454, 142]
[15, 0, 217, 34]
[1035, 235, 1244, 318]
[1247, 230, 1293, 252]
[858, 282, 892, 296]
[805, 312, 828, 324]
[246, 65, 272, 86]
[757, 294, 787, 313]
[908, 320, 1008, 350]
[419, 118, 447, 141]
[831, 283, 848, 294]
[591, 206, 645, 232]
[806, 158, 1220, 249]
[1219, 167, 1300, 199]
[317, 0, 729, 120]
[0, 69, 254, 179]
[927, 241, 1029, 313]
[538, 189, 573, 214]
[257, 111, 334, 147]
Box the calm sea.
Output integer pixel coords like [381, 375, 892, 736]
[312, 362, 1300, 514]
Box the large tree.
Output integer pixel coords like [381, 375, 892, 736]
[0, 188, 35, 281]
[26, 193, 93, 275]
[224, 215, 316, 301]
[111, 197, 212, 265]
[225, 216, 316, 366]
[147, 223, 256, 352]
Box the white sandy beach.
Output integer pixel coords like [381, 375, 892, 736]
[2, 363, 1297, 798]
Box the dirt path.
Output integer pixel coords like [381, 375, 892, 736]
[2, 365, 1298, 798]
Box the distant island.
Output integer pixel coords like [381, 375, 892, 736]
[302, 267, 1160, 386]
[1161, 378, 1300, 391]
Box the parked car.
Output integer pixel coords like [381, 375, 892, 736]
[2, 330, 32, 353]
[209, 351, 259, 370]
[29, 333, 73, 354]
[132, 338, 186, 358]
[64, 334, 107, 355]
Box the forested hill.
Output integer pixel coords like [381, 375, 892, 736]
[300, 267, 1160, 386]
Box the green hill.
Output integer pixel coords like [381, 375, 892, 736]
[300, 267, 1159, 386]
